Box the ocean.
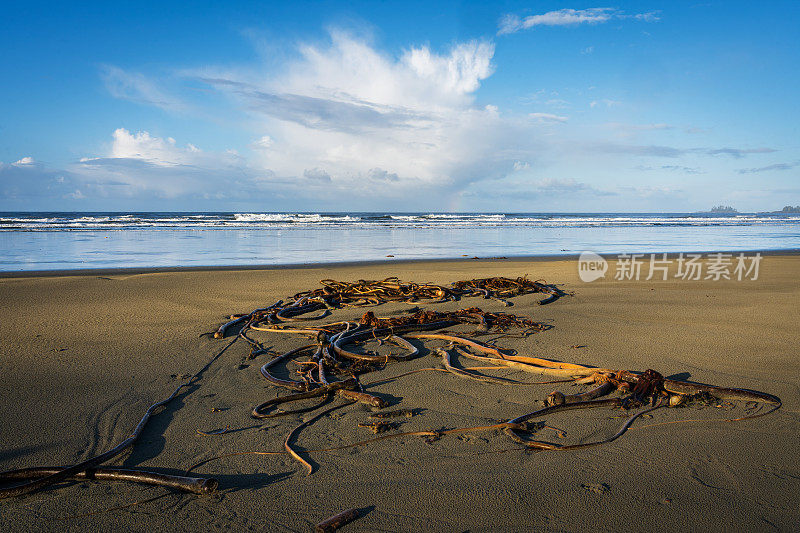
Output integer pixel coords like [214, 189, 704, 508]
[1, 212, 799, 271]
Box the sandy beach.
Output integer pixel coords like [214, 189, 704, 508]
[1, 254, 798, 531]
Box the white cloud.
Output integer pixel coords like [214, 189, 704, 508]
[108, 128, 199, 165]
[12, 156, 35, 166]
[196, 32, 527, 198]
[252, 135, 273, 149]
[74, 129, 260, 198]
[498, 8, 659, 35]
[529, 112, 568, 123]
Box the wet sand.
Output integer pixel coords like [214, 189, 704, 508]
[1, 254, 798, 531]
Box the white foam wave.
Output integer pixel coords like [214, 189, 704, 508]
[1, 212, 799, 231]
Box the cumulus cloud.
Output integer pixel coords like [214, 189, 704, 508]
[498, 8, 659, 35]
[12, 156, 36, 166]
[73, 128, 271, 199]
[194, 32, 528, 198]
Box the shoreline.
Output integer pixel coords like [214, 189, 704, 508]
[2, 247, 798, 278]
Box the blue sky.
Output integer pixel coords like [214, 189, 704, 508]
[1, 1, 798, 212]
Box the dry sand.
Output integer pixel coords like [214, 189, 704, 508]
[1, 254, 798, 531]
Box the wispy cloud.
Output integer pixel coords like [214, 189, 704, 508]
[706, 147, 777, 158]
[498, 8, 659, 35]
[636, 164, 706, 175]
[591, 143, 687, 158]
[737, 161, 797, 174]
[101, 65, 187, 112]
[590, 99, 622, 108]
[607, 122, 674, 132]
[594, 143, 778, 159]
[199, 80, 431, 134]
[529, 112, 568, 123]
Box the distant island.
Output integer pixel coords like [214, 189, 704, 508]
[708, 205, 739, 214]
[695, 205, 739, 215]
[699, 205, 800, 215]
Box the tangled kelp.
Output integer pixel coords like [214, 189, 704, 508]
[214, 276, 568, 338]
[203, 277, 780, 476]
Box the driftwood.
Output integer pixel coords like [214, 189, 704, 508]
[0, 384, 218, 499]
[316, 507, 363, 532]
[0, 467, 217, 495]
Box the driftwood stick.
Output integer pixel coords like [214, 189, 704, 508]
[0, 467, 218, 495]
[0, 383, 194, 499]
[316, 508, 362, 532]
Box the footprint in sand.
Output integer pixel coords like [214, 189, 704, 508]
[581, 482, 611, 495]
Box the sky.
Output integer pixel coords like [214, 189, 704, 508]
[1, 1, 798, 212]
